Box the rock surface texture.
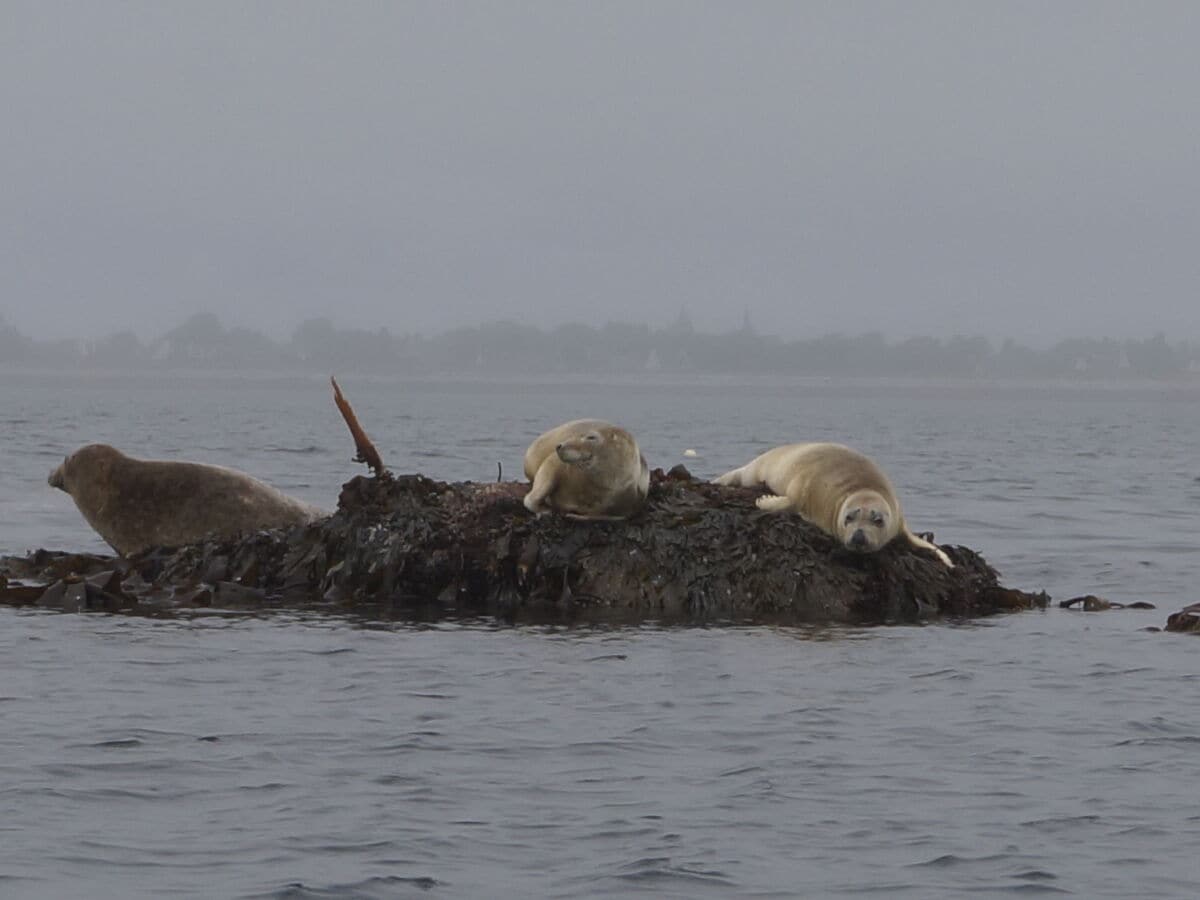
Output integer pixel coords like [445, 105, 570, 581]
[2, 468, 1048, 623]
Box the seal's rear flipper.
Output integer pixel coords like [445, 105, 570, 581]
[331, 376, 387, 477]
[904, 526, 953, 568]
[712, 466, 745, 486]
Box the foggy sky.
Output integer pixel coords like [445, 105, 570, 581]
[4, 1, 1199, 346]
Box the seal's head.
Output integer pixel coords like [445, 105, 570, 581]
[555, 427, 606, 465]
[836, 489, 894, 553]
[48, 444, 122, 493]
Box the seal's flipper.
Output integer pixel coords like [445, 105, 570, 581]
[713, 466, 747, 486]
[523, 464, 555, 515]
[903, 525, 953, 568]
[755, 494, 794, 513]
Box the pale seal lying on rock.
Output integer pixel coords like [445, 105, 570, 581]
[522, 420, 650, 520]
[714, 442, 953, 567]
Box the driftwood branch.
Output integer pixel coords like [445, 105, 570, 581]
[331, 376, 385, 477]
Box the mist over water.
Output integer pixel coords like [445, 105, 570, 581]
[5, 3, 1200, 344]
[2, 373, 1198, 898]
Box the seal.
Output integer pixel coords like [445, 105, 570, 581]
[48, 443, 327, 556]
[714, 442, 953, 567]
[522, 419, 650, 520]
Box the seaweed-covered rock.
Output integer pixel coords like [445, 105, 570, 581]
[1165, 603, 1200, 633]
[1059, 595, 1157, 612]
[1, 469, 1047, 623]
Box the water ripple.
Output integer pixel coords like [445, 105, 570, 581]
[4, 377, 1200, 899]
[242, 875, 440, 899]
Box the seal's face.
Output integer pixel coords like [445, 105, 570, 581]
[48, 457, 68, 490]
[837, 491, 893, 553]
[47, 444, 121, 493]
[556, 429, 605, 465]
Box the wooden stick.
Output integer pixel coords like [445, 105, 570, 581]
[331, 376, 386, 477]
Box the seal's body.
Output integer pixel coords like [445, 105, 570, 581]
[48, 443, 326, 556]
[523, 419, 650, 520]
[714, 442, 952, 567]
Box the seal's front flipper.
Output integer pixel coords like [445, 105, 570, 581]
[755, 494, 794, 513]
[523, 465, 555, 515]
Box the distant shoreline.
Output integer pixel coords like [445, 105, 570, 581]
[3, 312, 1198, 382]
[4, 365, 1198, 395]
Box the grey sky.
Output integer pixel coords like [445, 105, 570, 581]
[4, 1, 1199, 345]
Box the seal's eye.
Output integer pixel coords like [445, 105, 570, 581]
[844, 509, 859, 525]
[869, 510, 885, 526]
[585, 433, 600, 442]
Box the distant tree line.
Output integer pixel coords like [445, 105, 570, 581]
[2, 311, 1199, 381]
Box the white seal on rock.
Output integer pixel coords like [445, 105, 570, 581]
[522, 420, 650, 520]
[714, 442, 952, 567]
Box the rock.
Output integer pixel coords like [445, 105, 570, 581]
[1165, 603, 1200, 633]
[1060, 595, 1158, 612]
[0, 575, 44, 605]
[986, 587, 1050, 611]
[1, 470, 1049, 623]
[1060, 595, 1113, 611]
[36, 576, 134, 613]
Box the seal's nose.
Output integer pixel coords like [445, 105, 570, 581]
[849, 529, 868, 549]
[48, 466, 64, 490]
